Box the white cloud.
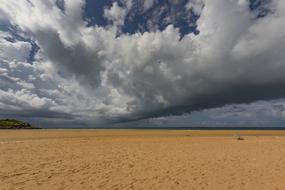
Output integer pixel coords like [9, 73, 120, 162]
[186, 0, 205, 15]
[104, 2, 128, 31]
[0, 31, 31, 62]
[0, 0, 285, 127]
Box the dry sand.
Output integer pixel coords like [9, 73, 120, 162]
[1, 130, 285, 190]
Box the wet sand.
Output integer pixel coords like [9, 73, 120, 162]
[1, 129, 285, 190]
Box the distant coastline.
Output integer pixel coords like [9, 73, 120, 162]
[114, 127, 285, 130]
[0, 119, 40, 129]
[41, 126, 285, 130]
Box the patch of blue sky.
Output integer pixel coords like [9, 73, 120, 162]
[0, 23, 39, 63]
[83, 0, 112, 27]
[83, 0, 200, 37]
[122, 0, 200, 36]
[83, 0, 272, 37]
[249, 0, 272, 18]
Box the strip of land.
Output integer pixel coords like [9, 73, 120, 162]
[1, 129, 285, 190]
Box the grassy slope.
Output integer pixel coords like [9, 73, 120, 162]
[0, 119, 37, 129]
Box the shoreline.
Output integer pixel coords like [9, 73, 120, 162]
[1, 129, 285, 142]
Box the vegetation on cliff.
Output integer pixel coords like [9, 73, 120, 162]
[0, 119, 39, 129]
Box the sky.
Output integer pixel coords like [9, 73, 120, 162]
[1, 0, 285, 128]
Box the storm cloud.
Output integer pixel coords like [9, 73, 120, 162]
[1, 0, 285, 127]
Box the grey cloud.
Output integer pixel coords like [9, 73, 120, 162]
[35, 29, 104, 86]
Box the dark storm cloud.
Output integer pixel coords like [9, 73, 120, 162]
[35, 29, 104, 86]
[0, 109, 73, 119]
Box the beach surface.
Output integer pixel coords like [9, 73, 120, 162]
[1, 129, 285, 190]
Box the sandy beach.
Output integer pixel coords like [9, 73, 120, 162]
[1, 130, 285, 190]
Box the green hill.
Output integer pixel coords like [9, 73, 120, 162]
[0, 119, 39, 129]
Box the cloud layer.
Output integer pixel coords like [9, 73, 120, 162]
[1, 0, 285, 127]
